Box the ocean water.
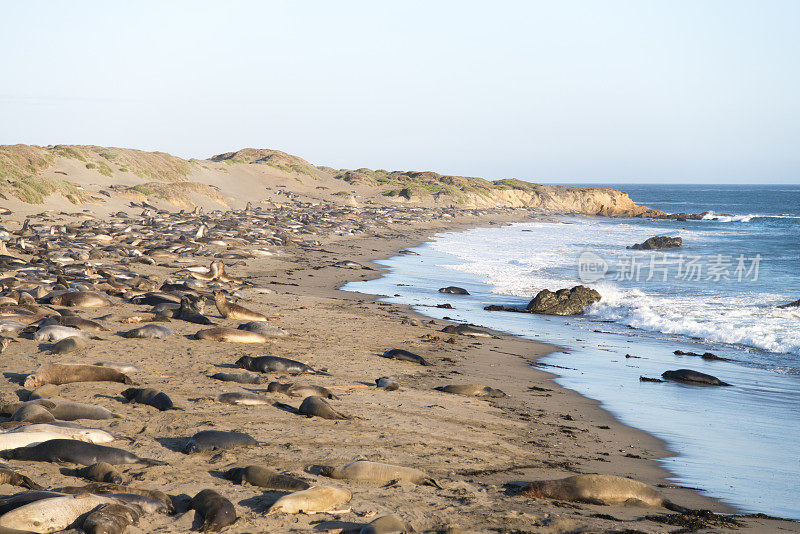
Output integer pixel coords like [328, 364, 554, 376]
[343, 184, 800, 519]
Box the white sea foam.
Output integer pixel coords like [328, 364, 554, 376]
[698, 211, 800, 223]
[431, 218, 800, 356]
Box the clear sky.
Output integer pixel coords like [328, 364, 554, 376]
[1, 1, 798, 183]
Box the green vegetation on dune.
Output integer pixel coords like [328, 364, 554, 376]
[211, 148, 318, 177]
[331, 166, 541, 202]
[5, 176, 90, 204]
[126, 181, 227, 206]
[50, 145, 193, 182]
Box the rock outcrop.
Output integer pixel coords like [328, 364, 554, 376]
[526, 286, 601, 316]
[628, 236, 682, 250]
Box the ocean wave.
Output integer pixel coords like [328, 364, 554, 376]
[431, 218, 800, 358]
[699, 211, 800, 223]
[585, 283, 800, 356]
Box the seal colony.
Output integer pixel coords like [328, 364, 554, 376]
[0, 199, 790, 533]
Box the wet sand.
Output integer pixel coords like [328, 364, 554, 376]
[0, 209, 796, 533]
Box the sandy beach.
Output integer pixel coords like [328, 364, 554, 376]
[0, 205, 795, 533]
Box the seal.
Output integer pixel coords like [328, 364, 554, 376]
[235, 355, 317, 374]
[435, 384, 507, 398]
[49, 291, 112, 307]
[75, 462, 125, 484]
[121, 324, 172, 339]
[0, 491, 65, 516]
[191, 489, 237, 532]
[54, 316, 108, 332]
[0, 494, 119, 533]
[266, 382, 337, 399]
[661, 369, 731, 386]
[24, 363, 134, 388]
[223, 465, 309, 491]
[522, 474, 686, 511]
[0, 439, 164, 466]
[47, 336, 89, 355]
[375, 377, 399, 391]
[177, 296, 214, 325]
[121, 388, 176, 411]
[0, 467, 42, 490]
[298, 396, 350, 420]
[32, 325, 89, 343]
[182, 430, 258, 454]
[360, 514, 413, 534]
[238, 321, 288, 337]
[0, 430, 73, 451]
[8, 423, 114, 444]
[266, 486, 352, 515]
[11, 404, 55, 423]
[320, 460, 439, 487]
[58, 482, 173, 514]
[5, 399, 117, 421]
[194, 327, 271, 343]
[213, 290, 269, 321]
[440, 324, 492, 337]
[217, 392, 269, 405]
[82, 502, 140, 534]
[209, 372, 266, 384]
[439, 286, 469, 295]
[382, 349, 429, 366]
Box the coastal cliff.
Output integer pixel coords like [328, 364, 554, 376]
[0, 144, 664, 217]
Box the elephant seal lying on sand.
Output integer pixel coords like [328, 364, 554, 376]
[223, 465, 309, 491]
[267, 486, 352, 515]
[0, 439, 164, 466]
[381, 349, 429, 366]
[522, 474, 686, 511]
[191, 489, 237, 532]
[661, 369, 731, 386]
[320, 460, 439, 487]
[267, 382, 337, 399]
[24, 364, 134, 388]
[436, 384, 507, 398]
[236, 355, 318, 374]
[298, 396, 350, 420]
[183, 430, 257, 454]
[440, 324, 492, 338]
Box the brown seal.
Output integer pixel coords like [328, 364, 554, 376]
[522, 474, 686, 511]
[213, 290, 269, 321]
[320, 460, 439, 487]
[223, 466, 309, 491]
[191, 489, 237, 532]
[49, 291, 112, 307]
[24, 364, 134, 388]
[82, 503, 140, 534]
[194, 327, 272, 343]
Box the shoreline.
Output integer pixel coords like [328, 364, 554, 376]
[0, 208, 795, 532]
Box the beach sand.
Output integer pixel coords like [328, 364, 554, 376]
[0, 210, 795, 533]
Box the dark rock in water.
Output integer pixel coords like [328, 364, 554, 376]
[484, 304, 520, 312]
[777, 299, 800, 309]
[526, 285, 601, 316]
[639, 376, 664, 383]
[628, 236, 682, 250]
[661, 369, 731, 386]
[439, 286, 469, 295]
[436, 303, 454, 309]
